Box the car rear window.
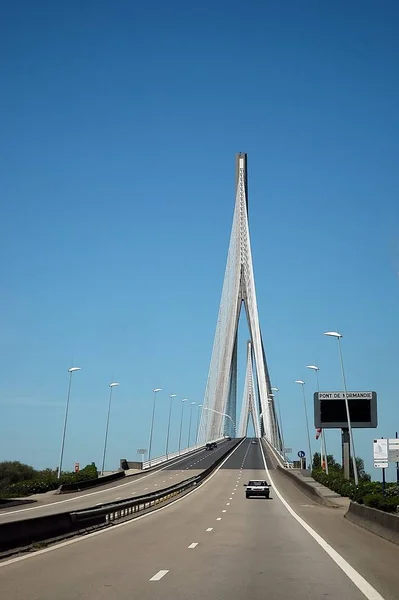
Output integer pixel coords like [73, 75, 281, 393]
[248, 480, 266, 486]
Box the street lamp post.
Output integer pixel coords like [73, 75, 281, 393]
[178, 399, 188, 454]
[268, 393, 278, 449]
[148, 388, 162, 466]
[165, 394, 177, 458]
[196, 405, 203, 444]
[271, 387, 286, 460]
[324, 331, 358, 485]
[187, 402, 196, 448]
[58, 367, 81, 479]
[204, 407, 236, 435]
[306, 365, 329, 475]
[101, 382, 120, 475]
[295, 380, 312, 470]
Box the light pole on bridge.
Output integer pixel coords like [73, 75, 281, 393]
[148, 388, 162, 466]
[178, 399, 188, 455]
[58, 367, 81, 479]
[271, 387, 286, 460]
[101, 382, 120, 476]
[187, 402, 196, 448]
[294, 380, 312, 470]
[323, 331, 358, 485]
[196, 404, 203, 444]
[203, 407, 236, 436]
[165, 394, 177, 458]
[306, 365, 329, 475]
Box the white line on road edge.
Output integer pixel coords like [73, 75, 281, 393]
[150, 570, 169, 581]
[0, 439, 247, 568]
[259, 442, 385, 600]
[188, 543, 198, 548]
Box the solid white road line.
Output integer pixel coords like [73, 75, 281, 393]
[150, 570, 169, 581]
[0, 439, 246, 569]
[259, 442, 386, 600]
[188, 543, 198, 549]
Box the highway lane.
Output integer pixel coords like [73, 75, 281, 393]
[0, 440, 232, 523]
[1, 438, 398, 599]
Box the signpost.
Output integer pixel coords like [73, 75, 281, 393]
[371, 438, 399, 493]
[298, 450, 306, 470]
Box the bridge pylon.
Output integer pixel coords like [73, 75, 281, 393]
[199, 154, 282, 447]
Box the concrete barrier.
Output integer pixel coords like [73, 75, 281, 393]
[276, 465, 338, 507]
[0, 511, 106, 552]
[57, 470, 125, 494]
[345, 501, 399, 545]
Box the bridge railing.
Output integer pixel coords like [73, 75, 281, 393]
[142, 436, 227, 470]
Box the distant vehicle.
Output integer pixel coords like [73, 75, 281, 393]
[251, 439, 257, 444]
[244, 480, 270, 499]
[227, 436, 231, 441]
[283, 461, 294, 469]
[206, 442, 217, 450]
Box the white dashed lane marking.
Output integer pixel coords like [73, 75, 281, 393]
[222, 510, 227, 513]
[150, 570, 169, 581]
[216, 517, 222, 521]
[206, 528, 213, 532]
[188, 542, 198, 549]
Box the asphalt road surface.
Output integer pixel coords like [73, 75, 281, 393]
[0, 440, 231, 523]
[1, 438, 398, 600]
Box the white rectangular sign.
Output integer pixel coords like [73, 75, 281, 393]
[374, 461, 388, 469]
[318, 391, 373, 400]
[373, 439, 388, 460]
[388, 439, 399, 462]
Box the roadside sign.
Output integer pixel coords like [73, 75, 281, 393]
[284, 448, 292, 454]
[298, 450, 305, 458]
[314, 391, 377, 429]
[373, 439, 388, 469]
[388, 439, 399, 462]
[373, 439, 388, 460]
[74, 462, 79, 473]
[374, 461, 388, 469]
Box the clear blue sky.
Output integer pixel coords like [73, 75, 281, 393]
[1, 1, 398, 479]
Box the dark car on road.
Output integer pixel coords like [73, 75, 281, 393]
[206, 442, 217, 450]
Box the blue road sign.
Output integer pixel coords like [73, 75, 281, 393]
[298, 450, 306, 458]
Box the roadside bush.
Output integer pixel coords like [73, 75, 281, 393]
[0, 461, 38, 491]
[364, 493, 399, 513]
[312, 466, 399, 513]
[1, 463, 99, 498]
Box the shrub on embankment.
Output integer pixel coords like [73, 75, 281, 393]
[0, 461, 98, 498]
[312, 454, 399, 513]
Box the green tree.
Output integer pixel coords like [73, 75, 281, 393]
[0, 461, 37, 491]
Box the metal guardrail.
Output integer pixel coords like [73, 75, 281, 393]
[71, 475, 201, 525]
